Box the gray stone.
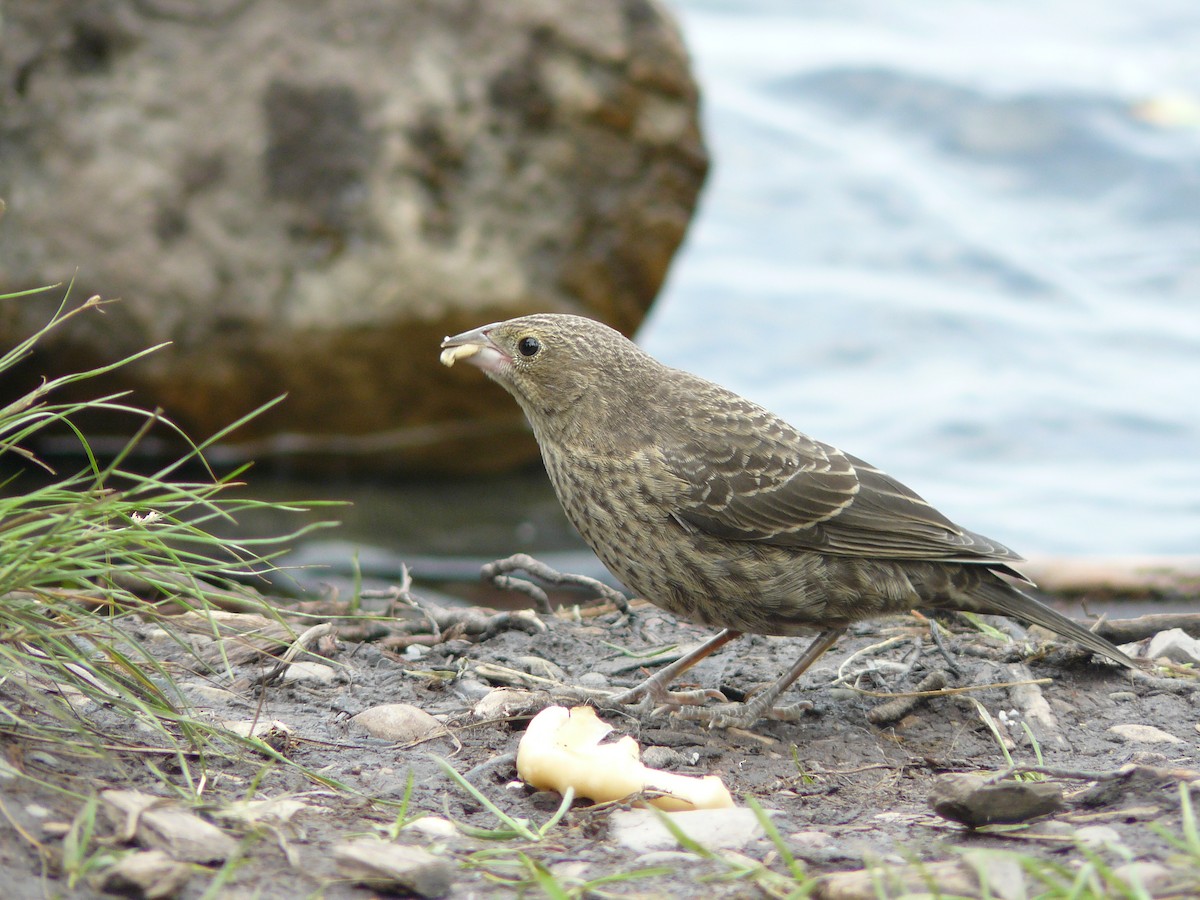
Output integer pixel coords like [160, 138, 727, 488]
[101, 790, 238, 864]
[1145, 628, 1200, 665]
[350, 703, 443, 742]
[96, 850, 192, 900]
[820, 854, 1027, 900]
[929, 773, 1064, 828]
[0, 0, 706, 474]
[334, 839, 453, 898]
[610, 807, 763, 852]
[641, 745, 685, 771]
[282, 661, 336, 685]
[1108, 723, 1184, 744]
[1112, 861, 1175, 896]
[1075, 825, 1125, 850]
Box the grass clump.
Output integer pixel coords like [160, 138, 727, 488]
[0, 287, 326, 795]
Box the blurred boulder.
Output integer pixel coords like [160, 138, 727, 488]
[0, 0, 707, 473]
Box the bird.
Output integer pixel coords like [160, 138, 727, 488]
[440, 314, 1137, 727]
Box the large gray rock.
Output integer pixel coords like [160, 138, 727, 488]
[0, 0, 707, 473]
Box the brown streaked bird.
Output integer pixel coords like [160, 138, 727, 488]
[440, 314, 1137, 727]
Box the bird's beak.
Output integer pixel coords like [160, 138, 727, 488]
[440, 323, 508, 374]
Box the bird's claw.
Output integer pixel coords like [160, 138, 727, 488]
[612, 682, 727, 715]
[675, 697, 815, 729]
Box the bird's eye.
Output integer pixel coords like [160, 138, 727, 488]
[517, 336, 541, 357]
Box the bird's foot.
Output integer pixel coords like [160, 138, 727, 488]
[675, 696, 815, 729]
[611, 682, 728, 717]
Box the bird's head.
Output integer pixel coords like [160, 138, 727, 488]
[440, 313, 658, 440]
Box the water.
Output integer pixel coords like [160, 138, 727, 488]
[639, 0, 1200, 555]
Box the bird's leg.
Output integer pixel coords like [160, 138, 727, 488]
[680, 628, 847, 728]
[610, 629, 741, 712]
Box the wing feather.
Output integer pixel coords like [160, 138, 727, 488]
[661, 390, 1023, 571]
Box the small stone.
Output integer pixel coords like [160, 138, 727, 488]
[577, 671, 609, 689]
[101, 790, 238, 863]
[789, 830, 834, 850]
[1145, 628, 1200, 665]
[633, 850, 695, 867]
[1108, 724, 1183, 744]
[610, 807, 763, 853]
[472, 688, 547, 720]
[283, 661, 336, 684]
[334, 839, 453, 898]
[1107, 691, 1138, 702]
[1112, 861, 1174, 895]
[641, 746, 684, 770]
[1032, 821, 1077, 839]
[787, 829, 857, 864]
[452, 677, 493, 702]
[959, 850, 1028, 900]
[929, 773, 1064, 828]
[821, 856, 1026, 900]
[402, 817, 459, 840]
[1075, 825, 1125, 850]
[26, 752, 63, 769]
[350, 704, 443, 742]
[96, 849, 192, 899]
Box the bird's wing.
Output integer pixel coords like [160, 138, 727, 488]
[661, 396, 1023, 568]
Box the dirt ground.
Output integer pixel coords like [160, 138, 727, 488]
[2, 574, 1198, 898]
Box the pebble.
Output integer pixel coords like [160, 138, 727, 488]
[334, 840, 453, 898]
[1107, 723, 1184, 744]
[819, 853, 1026, 900]
[101, 790, 238, 863]
[633, 850, 696, 867]
[402, 817, 459, 840]
[1107, 691, 1138, 702]
[472, 687, 544, 720]
[641, 746, 685, 770]
[789, 829, 834, 851]
[1075, 825, 1125, 850]
[26, 752, 63, 770]
[350, 704, 443, 742]
[98, 849, 192, 899]
[577, 671, 609, 689]
[787, 829, 858, 864]
[610, 807, 763, 852]
[1031, 821, 1076, 839]
[283, 661, 336, 684]
[1112, 861, 1175, 895]
[452, 677, 493, 702]
[1145, 628, 1200, 665]
[929, 773, 1064, 828]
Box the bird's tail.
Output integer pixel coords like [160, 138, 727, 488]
[968, 577, 1137, 669]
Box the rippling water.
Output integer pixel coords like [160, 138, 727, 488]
[640, 0, 1200, 554]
